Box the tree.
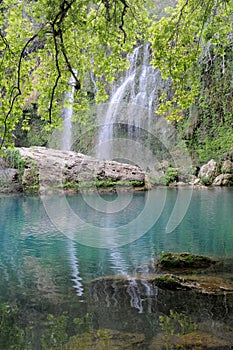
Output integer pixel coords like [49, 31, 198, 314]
[0, 0, 150, 151]
[149, 0, 233, 120]
[1, 0, 232, 152]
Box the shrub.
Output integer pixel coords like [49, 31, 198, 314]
[164, 168, 178, 185]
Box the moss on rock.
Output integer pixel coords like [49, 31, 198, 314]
[156, 252, 220, 271]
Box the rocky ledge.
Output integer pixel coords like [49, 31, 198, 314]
[0, 147, 149, 193]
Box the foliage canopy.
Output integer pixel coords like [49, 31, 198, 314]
[149, 0, 233, 121]
[0, 0, 232, 151]
[0, 0, 149, 150]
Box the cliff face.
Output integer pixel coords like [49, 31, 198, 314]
[7, 147, 147, 193]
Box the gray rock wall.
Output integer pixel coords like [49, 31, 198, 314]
[16, 147, 147, 193]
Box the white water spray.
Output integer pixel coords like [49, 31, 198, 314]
[96, 44, 163, 160]
[61, 74, 76, 151]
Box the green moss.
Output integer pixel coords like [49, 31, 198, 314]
[95, 179, 144, 188]
[157, 252, 216, 270]
[153, 275, 190, 291]
[62, 179, 144, 191]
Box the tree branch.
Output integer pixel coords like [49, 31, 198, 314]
[46, 0, 80, 124]
[119, 0, 129, 43]
[0, 33, 39, 150]
[48, 28, 62, 124]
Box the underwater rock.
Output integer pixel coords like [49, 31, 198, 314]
[148, 274, 192, 291]
[150, 330, 233, 350]
[64, 329, 145, 349]
[148, 273, 233, 294]
[156, 252, 220, 271]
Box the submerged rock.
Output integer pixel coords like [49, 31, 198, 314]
[150, 330, 233, 350]
[89, 270, 233, 296]
[156, 252, 220, 272]
[63, 329, 145, 349]
[85, 273, 233, 347]
[149, 274, 192, 291]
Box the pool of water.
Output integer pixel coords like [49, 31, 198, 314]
[0, 187, 233, 349]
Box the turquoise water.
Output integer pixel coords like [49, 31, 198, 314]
[0, 188, 233, 348]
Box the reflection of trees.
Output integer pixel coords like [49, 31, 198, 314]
[0, 196, 26, 299]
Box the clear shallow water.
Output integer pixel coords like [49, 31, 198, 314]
[0, 188, 233, 348]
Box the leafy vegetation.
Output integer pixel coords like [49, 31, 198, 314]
[5, 148, 27, 178]
[0, 0, 232, 161]
[164, 168, 178, 185]
[149, 0, 233, 121]
[179, 45, 233, 163]
[159, 310, 197, 349]
[0, 305, 117, 350]
[160, 310, 197, 337]
[0, 0, 150, 152]
[63, 179, 144, 191]
[0, 304, 26, 350]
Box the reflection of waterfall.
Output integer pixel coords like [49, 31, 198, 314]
[68, 239, 83, 297]
[61, 74, 76, 151]
[96, 44, 164, 160]
[107, 238, 155, 313]
[61, 74, 83, 296]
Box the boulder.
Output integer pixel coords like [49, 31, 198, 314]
[198, 159, 219, 184]
[0, 159, 22, 192]
[221, 159, 233, 174]
[18, 147, 147, 193]
[212, 173, 233, 186]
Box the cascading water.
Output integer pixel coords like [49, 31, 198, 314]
[61, 74, 76, 151]
[96, 44, 167, 161]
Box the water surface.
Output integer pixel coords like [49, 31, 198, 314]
[0, 188, 233, 348]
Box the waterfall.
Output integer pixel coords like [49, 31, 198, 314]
[61, 74, 76, 151]
[96, 44, 164, 161]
